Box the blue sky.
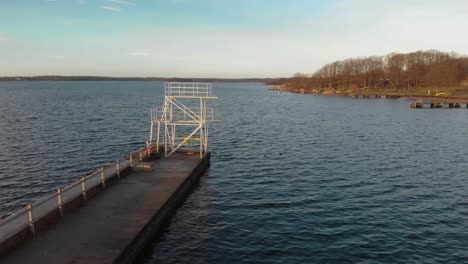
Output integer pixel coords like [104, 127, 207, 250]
[1, 0, 467, 77]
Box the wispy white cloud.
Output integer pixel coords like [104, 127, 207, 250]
[128, 51, 150, 57]
[99, 6, 121, 12]
[105, 0, 135, 6]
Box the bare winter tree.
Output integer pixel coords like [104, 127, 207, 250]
[285, 50, 467, 92]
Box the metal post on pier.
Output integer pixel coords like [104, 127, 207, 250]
[81, 176, 87, 201]
[27, 204, 35, 235]
[129, 153, 133, 163]
[156, 122, 161, 152]
[100, 167, 106, 188]
[57, 188, 64, 216]
[116, 160, 120, 179]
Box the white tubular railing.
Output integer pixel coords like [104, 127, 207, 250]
[151, 107, 164, 122]
[0, 153, 138, 245]
[151, 106, 216, 122]
[165, 82, 212, 97]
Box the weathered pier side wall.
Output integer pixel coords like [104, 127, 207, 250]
[0, 151, 210, 263]
[116, 152, 210, 263]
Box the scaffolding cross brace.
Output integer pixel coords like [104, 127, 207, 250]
[150, 82, 219, 158]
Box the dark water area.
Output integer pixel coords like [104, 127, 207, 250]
[1, 81, 467, 263]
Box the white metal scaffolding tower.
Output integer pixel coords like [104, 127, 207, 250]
[149, 82, 219, 158]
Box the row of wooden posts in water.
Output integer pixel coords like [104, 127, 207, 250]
[351, 94, 401, 99]
[349, 93, 467, 109]
[410, 101, 468, 109]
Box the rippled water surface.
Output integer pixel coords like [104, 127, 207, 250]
[1, 81, 467, 263]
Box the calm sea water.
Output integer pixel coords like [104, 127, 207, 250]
[1, 81, 467, 263]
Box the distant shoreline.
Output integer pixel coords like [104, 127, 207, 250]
[0, 76, 284, 83]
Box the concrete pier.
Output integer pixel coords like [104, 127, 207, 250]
[0, 151, 210, 263]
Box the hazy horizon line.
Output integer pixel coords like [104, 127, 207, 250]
[0, 75, 287, 79]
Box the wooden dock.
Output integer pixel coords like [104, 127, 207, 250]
[351, 94, 401, 99]
[0, 148, 210, 263]
[410, 101, 468, 109]
[349, 93, 468, 109]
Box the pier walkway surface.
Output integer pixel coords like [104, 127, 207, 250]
[1, 152, 208, 264]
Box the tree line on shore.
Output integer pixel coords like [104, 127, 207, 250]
[284, 50, 468, 92]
